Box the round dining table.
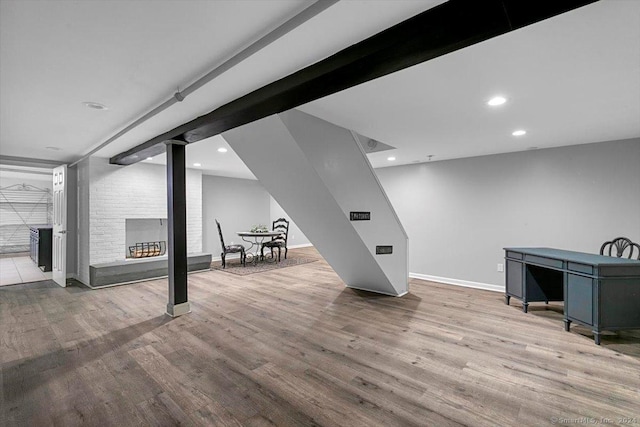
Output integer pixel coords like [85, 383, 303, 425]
[236, 230, 283, 263]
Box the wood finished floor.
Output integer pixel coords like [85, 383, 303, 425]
[1, 247, 639, 426]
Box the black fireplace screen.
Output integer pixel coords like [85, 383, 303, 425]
[128, 241, 167, 258]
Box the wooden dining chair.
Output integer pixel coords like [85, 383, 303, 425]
[260, 218, 289, 262]
[216, 219, 245, 268]
[600, 237, 640, 260]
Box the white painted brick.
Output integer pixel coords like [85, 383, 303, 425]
[87, 157, 202, 264]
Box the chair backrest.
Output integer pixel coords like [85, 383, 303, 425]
[272, 218, 289, 244]
[600, 237, 640, 260]
[215, 219, 226, 249]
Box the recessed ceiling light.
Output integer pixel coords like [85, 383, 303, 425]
[512, 130, 527, 136]
[387, 156, 396, 161]
[46, 146, 61, 151]
[217, 147, 228, 153]
[82, 101, 108, 110]
[487, 96, 507, 106]
[193, 163, 201, 167]
[146, 157, 153, 160]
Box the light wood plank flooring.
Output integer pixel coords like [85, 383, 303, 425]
[1, 247, 639, 426]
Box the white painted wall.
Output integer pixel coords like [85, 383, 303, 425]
[375, 138, 640, 290]
[280, 110, 408, 293]
[269, 197, 309, 248]
[65, 166, 78, 279]
[224, 110, 408, 295]
[77, 159, 90, 284]
[88, 157, 202, 265]
[201, 175, 270, 257]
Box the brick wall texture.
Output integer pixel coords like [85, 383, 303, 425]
[88, 157, 202, 265]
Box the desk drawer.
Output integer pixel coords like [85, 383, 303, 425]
[506, 251, 523, 260]
[568, 262, 594, 275]
[525, 254, 563, 269]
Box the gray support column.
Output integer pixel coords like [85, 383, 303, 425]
[165, 141, 190, 317]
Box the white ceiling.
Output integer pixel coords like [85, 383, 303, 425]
[1, 1, 639, 180]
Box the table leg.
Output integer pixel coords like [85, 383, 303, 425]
[593, 330, 601, 345]
[240, 237, 259, 264]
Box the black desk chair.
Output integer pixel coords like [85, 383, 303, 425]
[600, 237, 640, 260]
[261, 218, 289, 262]
[216, 219, 245, 268]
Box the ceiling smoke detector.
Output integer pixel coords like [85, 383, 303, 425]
[82, 101, 108, 110]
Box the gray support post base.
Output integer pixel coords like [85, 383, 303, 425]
[166, 301, 191, 318]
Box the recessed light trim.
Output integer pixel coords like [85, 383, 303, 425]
[512, 130, 527, 136]
[487, 96, 507, 106]
[387, 156, 396, 161]
[146, 157, 153, 160]
[217, 147, 228, 153]
[82, 101, 108, 110]
[193, 163, 201, 167]
[46, 146, 61, 151]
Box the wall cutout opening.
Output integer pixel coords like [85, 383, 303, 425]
[125, 218, 167, 259]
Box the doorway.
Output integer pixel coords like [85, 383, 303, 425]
[0, 164, 54, 286]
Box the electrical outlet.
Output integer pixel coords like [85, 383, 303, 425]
[497, 263, 504, 272]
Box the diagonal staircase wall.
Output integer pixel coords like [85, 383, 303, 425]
[223, 109, 408, 296]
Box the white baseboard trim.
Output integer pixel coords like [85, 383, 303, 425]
[211, 254, 241, 262]
[409, 272, 504, 293]
[288, 243, 313, 249]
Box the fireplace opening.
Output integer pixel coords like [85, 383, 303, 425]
[125, 218, 168, 259]
[128, 241, 167, 258]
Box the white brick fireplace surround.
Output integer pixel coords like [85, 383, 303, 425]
[77, 157, 202, 284]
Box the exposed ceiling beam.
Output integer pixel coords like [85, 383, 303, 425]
[111, 0, 598, 166]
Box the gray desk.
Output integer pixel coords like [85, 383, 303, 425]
[504, 247, 640, 345]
